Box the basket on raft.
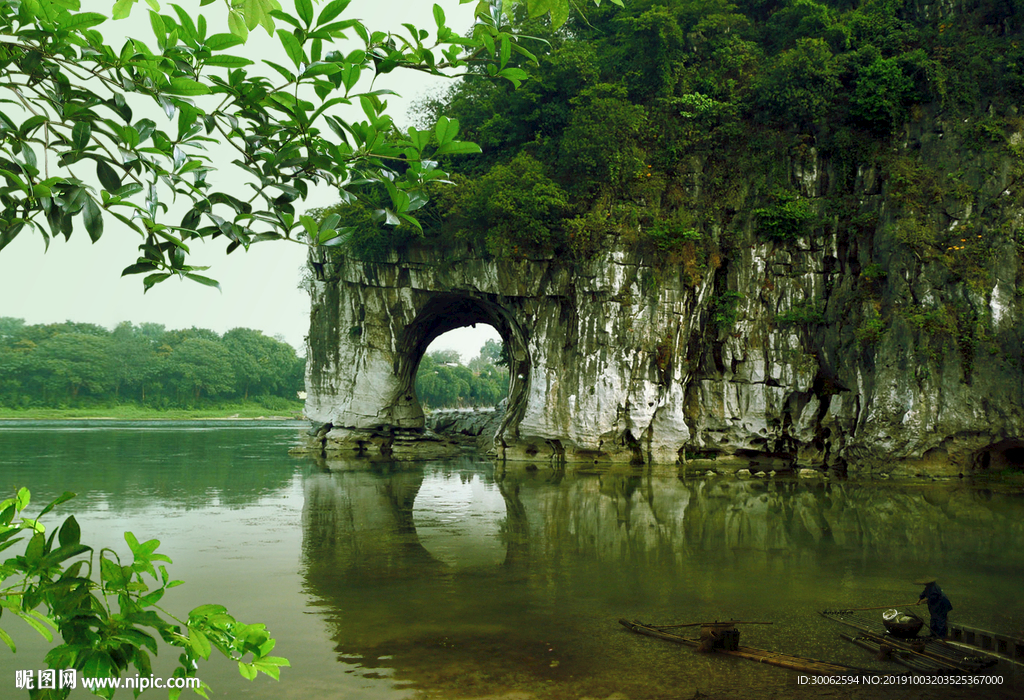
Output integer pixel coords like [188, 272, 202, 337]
[697, 623, 742, 652]
[881, 609, 924, 638]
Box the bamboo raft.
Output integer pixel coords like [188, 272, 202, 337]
[820, 609, 996, 674]
[618, 619, 868, 676]
[945, 622, 1024, 670]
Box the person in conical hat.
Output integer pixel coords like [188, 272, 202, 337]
[915, 577, 952, 638]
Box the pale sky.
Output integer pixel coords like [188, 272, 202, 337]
[0, 0, 500, 360]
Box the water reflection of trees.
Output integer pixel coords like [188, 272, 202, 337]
[0, 423, 304, 508]
[301, 459, 1024, 696]
[303, 459, 1024, 580]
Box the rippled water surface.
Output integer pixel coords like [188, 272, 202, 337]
[0, 421, 1021, 699]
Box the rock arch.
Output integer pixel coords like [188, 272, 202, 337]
[395, 293, 531, 450]
[303, 233, 1024, 473]
[304, 247, 549, 459]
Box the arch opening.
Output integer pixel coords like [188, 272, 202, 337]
[973, 439, 1024, 472]
[394, 294, 530, 445]
[415, 324, 506, 410]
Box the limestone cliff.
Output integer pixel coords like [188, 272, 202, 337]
[304, 108, 1024, 477]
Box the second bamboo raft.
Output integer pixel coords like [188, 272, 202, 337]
[618, 619, 867, 676]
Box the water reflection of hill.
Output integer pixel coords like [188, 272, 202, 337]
[302, 459, 1023, 699]
[0, 421, 305, 508]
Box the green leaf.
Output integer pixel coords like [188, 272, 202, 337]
[203, 33, 244, 51]
[301, 62, 340, 79]
[72, 121, 92, 151]
[139, 588, 165, 606]
[499, 34, 510, 69]
[172, 4, 200, 42]
[295, 0, 313, 26]
[81, 651, 115, 681]
[58, 515, 80, 547]
[19, 115, 48, 137]
[228, 10, 249, 41]
[340, 63, 361, 91]
[24, 531, 45, 564]
[15, 609, 54, 642]
[299, 214, 319, 240]
[122, 261, 159, 276]
[143, 273, 172, 292]
[82, 196, 104, 242]
[550, 0, 570, 28]
[277, 29, 305, 69]
[204, 55, 254, 68]
[184, 273, 221, 289]
[263, 60, 296, 82]
[527, 0, 552, 18]
[318, 212, 341, 234]
[252, 658, 283, 680]
[112, 0, 137, 20]
[150, 10, 167, 46]
[318, 0, 351, 26]
[238, 661, 258, 680]
[407, 126, 430, 152]
[59, 11, 107, 31]
[38, 543, 91, 569]
[434, 140, 483, 157]
[434, 116, 459, 146]
[100, 555, 123, 587]
[319, 226, 355, 246]
[36, 492, 75, 519]
[113, 182, 144, 199]
[188, 627, 212, 659]
[166, 77, 211, 96]
[96, 161, 123, 192]
[497, 67, 529, 87]
[190, 604, 228, 618]
[0, 627, 15, 652]
[245, 0, 278, 33]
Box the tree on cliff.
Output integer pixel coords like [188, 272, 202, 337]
[0, 0, 622, 290]
[353, 0, 1024, 341]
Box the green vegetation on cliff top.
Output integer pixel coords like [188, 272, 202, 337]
[321, 0, 1024, 294]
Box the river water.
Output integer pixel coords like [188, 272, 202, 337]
[0, 421, 1021, 699]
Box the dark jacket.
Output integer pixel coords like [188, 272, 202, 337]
[920, 582, 952, 618]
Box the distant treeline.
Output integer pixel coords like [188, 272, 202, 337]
[0, 317, 304, 410]
[415, 339, 509, 410]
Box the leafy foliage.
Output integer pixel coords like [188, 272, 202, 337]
[754, 192, 813, 241]
[387, 0, 1024, 286]
[752, 37, 841, 128]
[849, 53, 915, 130]
[0, 488, 288, 698]
[440, 152, 571, 257]
[0, 317, 304, 409]
[0, 0, 620, 288]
